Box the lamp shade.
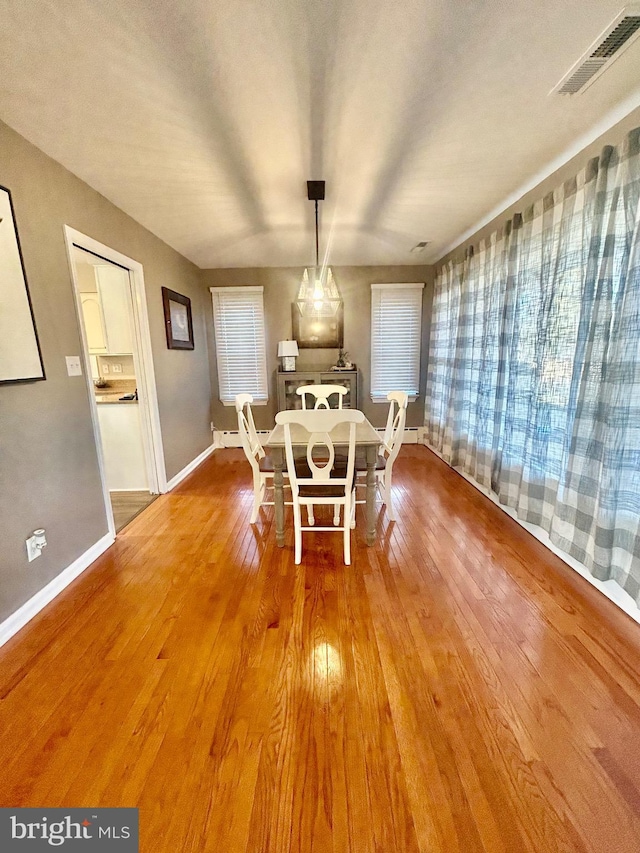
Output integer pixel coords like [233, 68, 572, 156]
[278, 340, 299, 357]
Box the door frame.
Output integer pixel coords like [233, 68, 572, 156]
[64, 227, 167, 536]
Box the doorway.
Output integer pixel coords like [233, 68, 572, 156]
[64, 228, 167, 535]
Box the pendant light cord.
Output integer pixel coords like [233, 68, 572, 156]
[315, 199, 319, 267]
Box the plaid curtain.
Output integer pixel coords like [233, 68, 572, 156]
[426, 128, 640, 605]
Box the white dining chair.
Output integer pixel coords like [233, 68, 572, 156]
[356, 390, 407, 521]
[296, 384, 349, 410]
[236, 393, 287, 523]
[275, 409, 364, 565]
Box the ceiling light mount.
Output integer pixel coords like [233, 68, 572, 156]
[306, 180, 326, 271]
[294, 180, 343, 343]
[306, 180, 325, 201]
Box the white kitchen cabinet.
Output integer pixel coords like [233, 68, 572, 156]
[81, 293, 108, 353]
[96, 265, 133, 354]
[97, 402, 148, 491]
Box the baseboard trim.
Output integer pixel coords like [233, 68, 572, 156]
[422, 440, 640, 625]
[0, 531, 115, 650]
[166, 443, 216, 490]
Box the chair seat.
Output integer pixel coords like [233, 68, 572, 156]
[258, 453, 277, 473]
[298, 483, 349, 498]
[354, 453, 386, 472]
[335, 450, 386, 471]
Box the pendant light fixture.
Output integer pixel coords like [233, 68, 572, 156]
[296, 180, 341, 317]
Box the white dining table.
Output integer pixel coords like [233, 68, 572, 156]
[265, 414, 383, 547]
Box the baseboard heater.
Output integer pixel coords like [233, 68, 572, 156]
[217, 427, 420, 448]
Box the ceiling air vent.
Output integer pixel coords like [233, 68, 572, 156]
[553, 6, 640, 95]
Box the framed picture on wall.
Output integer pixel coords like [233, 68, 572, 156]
[162, 287, 194, 350]
[0, 185, 45, 383]
[292, 300, 344, 348]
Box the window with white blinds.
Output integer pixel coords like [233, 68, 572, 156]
[210, 286, 268, 406]
[370, 283, 424, 402]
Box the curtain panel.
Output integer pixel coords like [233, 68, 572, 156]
[426, 128, 640, 605]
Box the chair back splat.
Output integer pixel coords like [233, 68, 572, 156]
[236, 393, 281, 523]
[296, 384, 349, 410]
[275, 409, 365, 564]
[382, 390, 408, 461]
[355, 390, 407, 521]
[236, 392, 264, 463]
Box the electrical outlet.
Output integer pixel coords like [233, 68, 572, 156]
[26, 529, 47, 562]
[102, 363, 109, 374]
[112, 363, 122, 373]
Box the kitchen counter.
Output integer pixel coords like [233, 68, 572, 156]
[95, 393, 138, 404]
[93, 379, 137, 404]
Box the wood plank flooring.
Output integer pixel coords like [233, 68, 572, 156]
[1, 446, 639, 852]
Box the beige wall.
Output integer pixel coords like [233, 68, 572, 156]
[0, 120, 212, 624]
[201, 265, 434, 431]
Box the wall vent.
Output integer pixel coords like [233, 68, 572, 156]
[552, 7, 640, 95]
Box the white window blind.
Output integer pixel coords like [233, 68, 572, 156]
[210, 286, 268, 406]
[370, 283, 424, 402]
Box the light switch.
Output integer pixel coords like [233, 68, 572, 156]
[112, 363, 122, 373]
[65, 356, 83, 376]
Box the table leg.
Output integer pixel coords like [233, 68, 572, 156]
[272, 447, 285, 547]
[365, 445, 377, 546]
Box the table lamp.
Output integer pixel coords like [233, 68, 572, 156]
[278, 340, 299, 372]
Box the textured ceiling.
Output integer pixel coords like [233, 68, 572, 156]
[1, 0, 640, 268]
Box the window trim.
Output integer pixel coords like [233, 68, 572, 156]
[210, 285, 268, 407]
[370, 282, 424, 404]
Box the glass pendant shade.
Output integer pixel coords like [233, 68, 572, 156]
[294, 182, 344, 345]
[296, 266, 341, 316]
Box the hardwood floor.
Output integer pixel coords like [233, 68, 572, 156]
[1, 446, 639, 852]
